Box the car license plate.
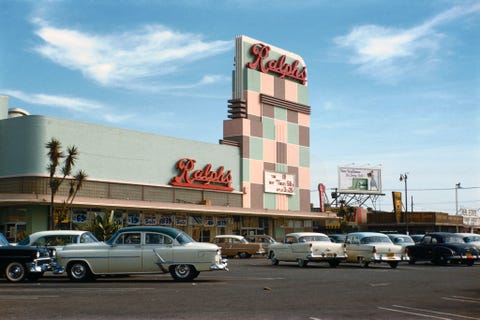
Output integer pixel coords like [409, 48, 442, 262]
[466, 253, 473, 259]
[387, 253, 394, 258]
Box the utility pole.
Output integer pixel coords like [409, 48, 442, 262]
[399, 173, 409, 234]
[455, 182, 461, 232]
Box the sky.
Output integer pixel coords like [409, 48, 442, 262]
[1, 0, 479, 215]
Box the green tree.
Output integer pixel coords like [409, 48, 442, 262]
[46, 138, 87, 229]
[83, 211, 121, 241]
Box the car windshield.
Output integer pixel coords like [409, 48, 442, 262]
[299, 235, 330, 242]
[0, 233, 9, 246]
[392, 236, 414, 244]
[361, 236, 391, 244]
[17, 236, 30, 246]
[175, 231, 194, 244]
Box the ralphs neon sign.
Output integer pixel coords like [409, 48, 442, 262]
[170, 158, 233, 191]
[246, 43, 307, 85]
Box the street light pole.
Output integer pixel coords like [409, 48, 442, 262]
[399, 173, 409, 234]
[455, 182, 461, 232]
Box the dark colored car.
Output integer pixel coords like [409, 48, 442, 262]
[407, 232, 480, 266]
[0, 232, 53, 282]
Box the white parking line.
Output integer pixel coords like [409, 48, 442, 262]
[378, 306, 453, 319]
[378, 304, 480, 320]
[443, 296, 480, 304]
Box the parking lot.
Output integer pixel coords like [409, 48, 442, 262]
[1, 258, 479, 320]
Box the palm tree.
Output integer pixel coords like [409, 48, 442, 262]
[46, 138, 86, 229]
[84, 211, 120, 241]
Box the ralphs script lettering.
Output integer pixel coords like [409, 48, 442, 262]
[170, 158, 233, 191]
[247, 43, 307, 85]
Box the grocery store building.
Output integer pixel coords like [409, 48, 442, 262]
[0, 35, 329, 242]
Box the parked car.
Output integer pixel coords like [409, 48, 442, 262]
[245, 234, 276, 255]
[17, 230, 99, 250]
[213, 235, 265, 258]
[455, 233, 480, 250]
[328, 234, 346, 243]
[0, 232, 53, 282]
[407, 232, 480, 266]
[56, 226, 228, 282]
[344, 232, 408, 268]
[269, 232, 347, 267]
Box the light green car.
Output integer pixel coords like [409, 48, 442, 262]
[56, 226, 228, 282]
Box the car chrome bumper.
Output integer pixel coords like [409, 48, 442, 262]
[27, 257, 53, 273]
[371, 254, 409, 262]
[307, 253, 347, 261]
[210, 259, 229, 271]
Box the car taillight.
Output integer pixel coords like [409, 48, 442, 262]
[404, 247, 409, 255]
[372, 246, 377, 254]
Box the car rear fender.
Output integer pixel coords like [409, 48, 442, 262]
[433, 246, 455, 257]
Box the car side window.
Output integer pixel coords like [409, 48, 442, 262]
[115, 233, 141, 245]
[286, 236, 297, 244]
[145, 233, 173, 245]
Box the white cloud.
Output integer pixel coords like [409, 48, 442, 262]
[32, 19, 233, 88]
[2, 89, 104, 112]
[334, 3, 480, 82]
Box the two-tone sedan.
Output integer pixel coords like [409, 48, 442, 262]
[344, 232, 408, 268]
[1, 232, 53, 282]
[268, 232, 347, 267]
[56, 226, 228, 282]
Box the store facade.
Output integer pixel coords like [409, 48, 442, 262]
[0, 35, 328, 242]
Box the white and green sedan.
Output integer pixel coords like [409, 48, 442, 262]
[268, 232, 347, 267]
[56, 226, 228, 282]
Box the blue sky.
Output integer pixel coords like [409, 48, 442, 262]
[1, 0, 479, 215]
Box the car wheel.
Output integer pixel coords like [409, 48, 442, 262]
[170, 264, 199, 282]
[67, 261, 94, 282]
[388, 262, 398, 269]
[297, 259, 308, 268]
[238, 252, 251, 259]
[5, 261, 26, 283]
[270, 252, 279, 265]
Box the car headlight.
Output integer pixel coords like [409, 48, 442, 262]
[35, 250, 41, 259]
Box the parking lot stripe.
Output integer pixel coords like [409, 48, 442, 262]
[378, 306, 453, 319]
[385, 305, 480, 320]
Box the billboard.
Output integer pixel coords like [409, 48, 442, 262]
[338, 166, 382, 194]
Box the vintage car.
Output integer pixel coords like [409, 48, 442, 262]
[455, 233, 480, 250]
[213, 235, 265, 258]
[17, 230, 99, 250]
[407, 232, 480, 266]
[268, 232, 347, 267]
[344, 232, 408, 268]
[1, 232, 53, 282]
[56, 226, 228, 282]
[385, 234, 415, 250]
[245, 234, 276, 255]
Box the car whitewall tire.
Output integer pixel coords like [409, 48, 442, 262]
[5, 261, 26, 283]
